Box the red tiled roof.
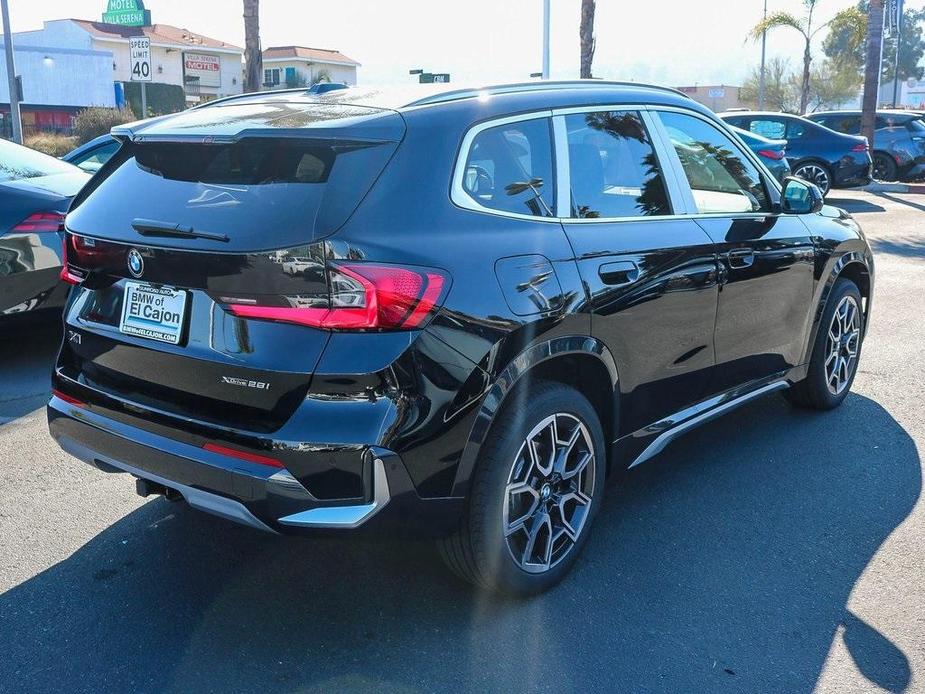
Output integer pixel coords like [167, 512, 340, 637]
[262, 45, 360, 66]
[69, 19, 242, 51]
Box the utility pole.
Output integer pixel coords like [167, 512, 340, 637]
[1, 0, 22, 143]
[891, 0, 904, 108]
[542, 0, 550, 79]
[759, 0, 767, 110]
[861, 0, 886, 152]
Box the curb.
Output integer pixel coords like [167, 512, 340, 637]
[859, 182, 925, 193]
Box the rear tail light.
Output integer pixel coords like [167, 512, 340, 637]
[51, 388, 86, 408]
[757, 148, 785, 160]
[11, 212, 65, 233]
[225, 262, 448, 331]
[202, 443, 284, 469]
[852, 143, 869, 152]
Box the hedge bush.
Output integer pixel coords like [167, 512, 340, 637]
[73, 106, 136, 145]
[25, 133, 78, 157]
[122, 82, 186, 119]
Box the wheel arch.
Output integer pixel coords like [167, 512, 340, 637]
[802, 252, 873, 364]
[450, 336, 619, 498]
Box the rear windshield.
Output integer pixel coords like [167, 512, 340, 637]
[66, 138, 396, 251]
[0, 138, 79, 183]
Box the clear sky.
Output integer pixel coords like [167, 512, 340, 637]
[5, 0, 924, 87]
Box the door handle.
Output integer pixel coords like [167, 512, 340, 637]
[599, 261, 639, 287]
[726, 249, 756, 269]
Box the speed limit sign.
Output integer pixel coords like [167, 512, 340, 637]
[130, 37, 152, 82]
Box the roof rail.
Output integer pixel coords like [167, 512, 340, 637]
[404, 80, 693, 108]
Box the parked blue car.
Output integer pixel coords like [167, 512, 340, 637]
[719, 111, 872, 195]
[61, 134, 119, 174]
[730, 125, 791, 183]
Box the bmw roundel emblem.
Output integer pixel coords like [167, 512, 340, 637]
[127, 249, 145, 278]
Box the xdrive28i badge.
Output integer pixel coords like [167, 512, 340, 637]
[127, 249, 145, 278]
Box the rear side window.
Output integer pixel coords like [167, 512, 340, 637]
[461, 118, 555, 217]
[565, 111, 670, 218]
[785, 120, 806, 139]
[658, 111, 770, 214]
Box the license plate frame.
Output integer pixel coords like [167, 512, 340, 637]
[118, 281, 189, 345]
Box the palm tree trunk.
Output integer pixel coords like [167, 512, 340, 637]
[800, 38, 812, 113]
[579, 0, 596, 79]
[861, 0, 885, 150]
[243, 0, 262, 93]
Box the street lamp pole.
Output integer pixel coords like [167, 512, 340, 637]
[1, 0, 23, 143]
[542, 0, 550, 79]
[758, 0, 767, 110]
[891, 0, 904, 107]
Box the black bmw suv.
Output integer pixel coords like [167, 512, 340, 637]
[49, 82, 874, 595]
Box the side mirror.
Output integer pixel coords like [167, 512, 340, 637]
[781, 176, 824, 214]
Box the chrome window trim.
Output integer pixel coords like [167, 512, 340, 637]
[450, 103, 786, 226]
[450, 110, 560, 222]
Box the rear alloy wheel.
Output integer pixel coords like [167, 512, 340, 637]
[438, 382, 606, 595]
[793, 162, 832, 196]
[786, 277, 864, 410]
[503, 413, 596, 574]
[872, 152, 898, 182]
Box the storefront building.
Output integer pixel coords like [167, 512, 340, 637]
[1, 1, 243, 136]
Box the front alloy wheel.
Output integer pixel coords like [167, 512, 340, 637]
[824, 295, 861, 396]
[794, 163, 831, 196]
[503, 413, 596, 573]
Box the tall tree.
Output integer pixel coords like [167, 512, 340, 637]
[824, 2, 925, 82]
[751, 0, 829, 113]
[861, 0, 885, 149]
[741, 57, 800, 111]
[579, 0, 596, 79]
[243, 0, 262, 93]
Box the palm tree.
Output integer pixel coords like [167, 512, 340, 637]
[243, 0, 262, 92]
[750, 0, 828, 113]
[860, 0, 885, 150]
[579, 0, 596, 79]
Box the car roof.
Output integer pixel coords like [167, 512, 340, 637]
[808, 109, 919, 119]
[198, 80, 699, 114]
[718, 111, 806, 120]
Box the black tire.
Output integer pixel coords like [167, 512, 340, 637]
[793, 161, 833, 197]
[872, 152, 898, 182]
[786, 278, 864, 410]
[438, 381, 606, 596]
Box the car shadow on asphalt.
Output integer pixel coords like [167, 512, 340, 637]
[0, 320, 60, 424]
[1, 393, 919, 693]
[825, 197, 886, 214]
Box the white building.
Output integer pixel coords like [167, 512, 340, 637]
[13, 19, 244, 105]
[261, 46, 360, 89]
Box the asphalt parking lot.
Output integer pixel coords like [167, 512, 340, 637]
[1, 189, 923, 693]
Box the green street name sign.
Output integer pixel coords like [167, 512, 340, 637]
[102, 0, 152, 27]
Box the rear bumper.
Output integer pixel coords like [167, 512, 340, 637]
[48, 396, 464, 537]
[832, 157, 873, 189]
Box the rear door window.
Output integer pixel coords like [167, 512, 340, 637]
[461, 118, 556, 217]
[785, 119, 806, 139]
[564, 110, 671, 218]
